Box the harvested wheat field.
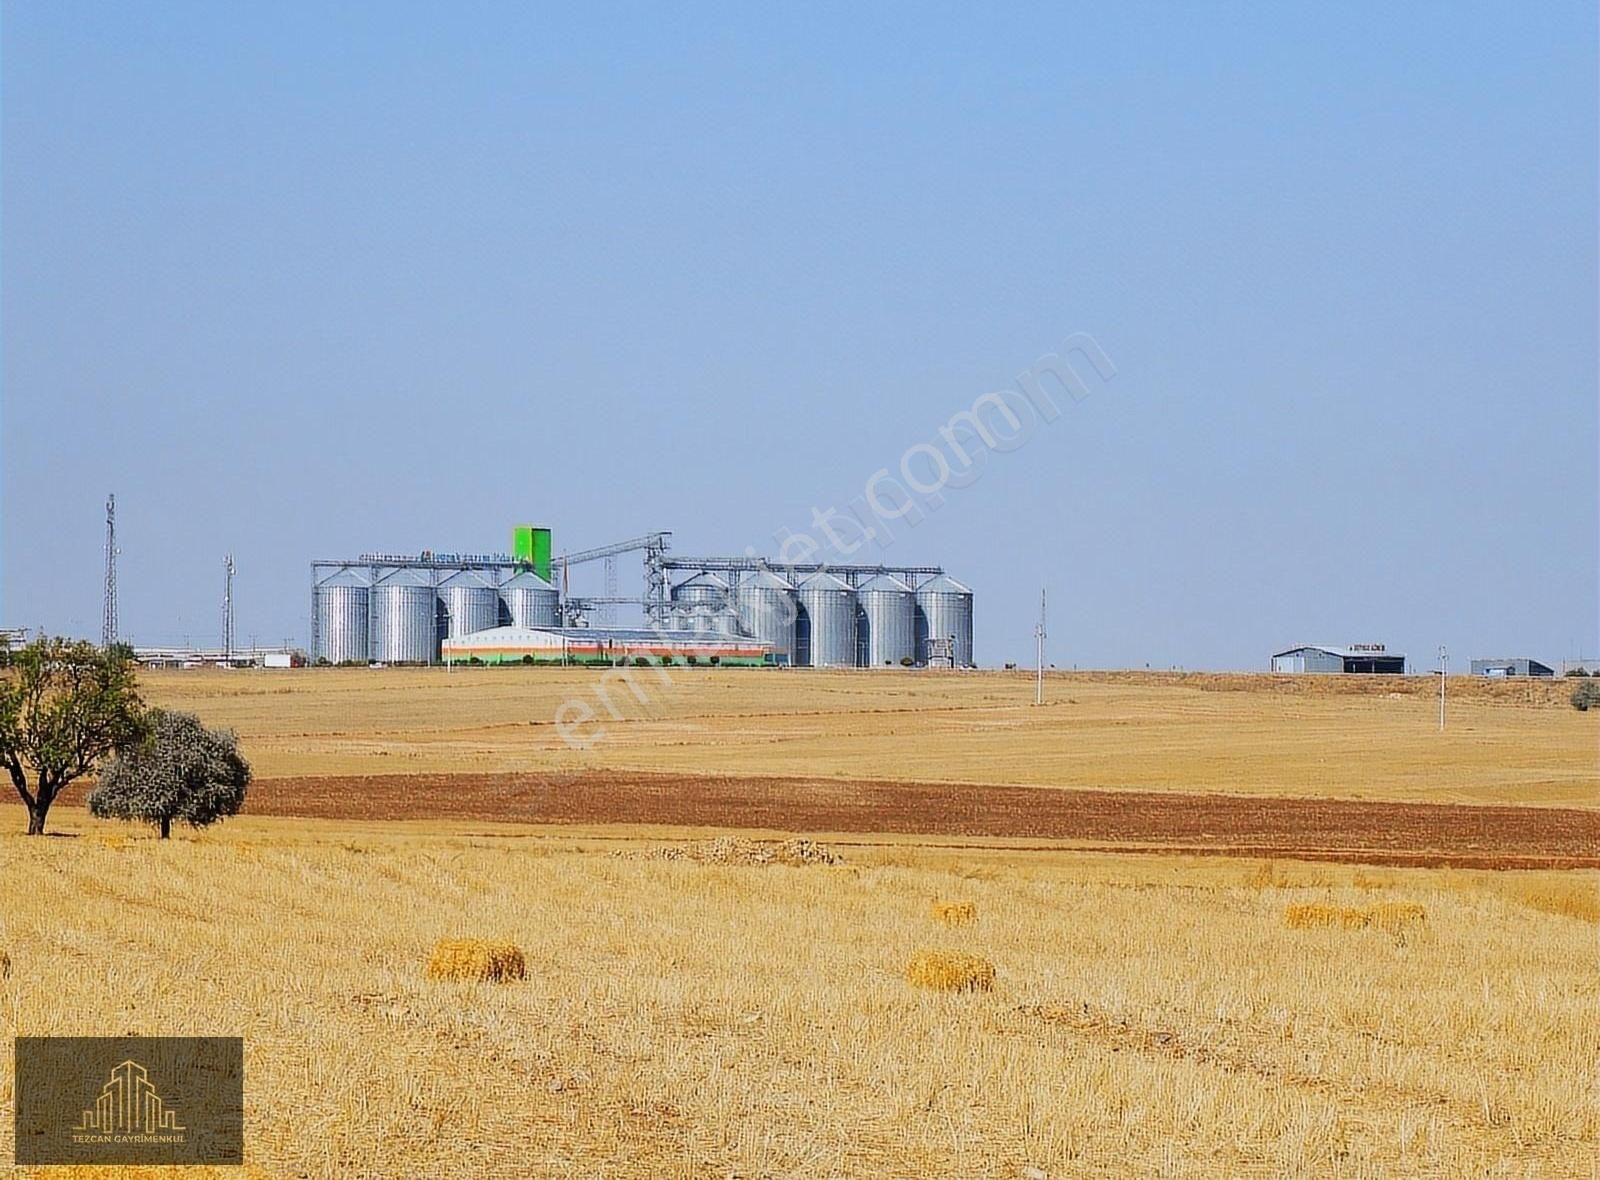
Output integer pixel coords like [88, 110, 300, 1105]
[135, 667, 1596, 806]
[0, 814, 1594, 1177]
[8, 670, 1598, 1176]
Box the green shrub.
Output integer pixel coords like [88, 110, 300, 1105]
[1571, 681, 1600, 711]
[89, 709, 251, 838]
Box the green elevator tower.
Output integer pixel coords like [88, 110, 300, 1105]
[512, 525, 552, 582]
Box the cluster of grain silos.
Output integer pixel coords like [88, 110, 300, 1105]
[310, 528, 974, 668]
[664, 567, 974, 668]
[312, 565, 559, 664]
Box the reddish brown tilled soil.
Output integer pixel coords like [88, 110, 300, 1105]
[228, 771, 1600, 870]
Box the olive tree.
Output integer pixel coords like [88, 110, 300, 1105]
[0, 637, 147, 835]
[89, 709, 251, 838]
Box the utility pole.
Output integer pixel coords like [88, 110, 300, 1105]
[1438, 644, 1447, 731]
[1034, 586, 1047, 706]
[102, 494, 118, 648]
[222, 554, 236, 662]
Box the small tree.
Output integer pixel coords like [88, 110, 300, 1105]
[89, 709, 251, 838]
[1571, 681, 1600, 713]
[0, 637, 147, 835]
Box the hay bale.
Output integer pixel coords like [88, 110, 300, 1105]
[1369, 901, 1426, 930]
[424, 938, 526, 983]
[906, 949, 995, 993]
[930, 900, 978, 926]
[1283, 903, 1364, 929]
[1283, 902, 1426, 931]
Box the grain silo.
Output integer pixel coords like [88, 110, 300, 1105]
[914, 573, 974, 667]
[797, 571, 857, 668]
[857, 574, 916, 667]
[733, 569, 797, 664]
[370, 567, 439, 664]
[438, 569, 500, 639]
[499, 570, 559, 628]
[312, 570, 370, 664]
[670, 571, 731, 607]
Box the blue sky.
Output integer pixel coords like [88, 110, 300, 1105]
[3, 2, 1595, 668]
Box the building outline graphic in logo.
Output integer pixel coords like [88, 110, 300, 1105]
[76, 1059, 186, 1137]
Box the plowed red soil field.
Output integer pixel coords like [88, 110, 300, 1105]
[231, 771, 1600, 870]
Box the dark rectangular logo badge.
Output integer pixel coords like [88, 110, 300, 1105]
[15, 1036, 243, 1165]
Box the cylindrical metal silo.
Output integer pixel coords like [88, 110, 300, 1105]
[733, 569, 797, 664]
[682, 604, 716, 633]
[797, 571, 857, 668]
[857, 574, 916, 667]
[439, 570, 500, 639]
[370, 568, 439, 664]
[914, 573, 974, 668]
[499, 570, 559, 628]
[670, 571, 731, 608]
[312, 573, 369, 664]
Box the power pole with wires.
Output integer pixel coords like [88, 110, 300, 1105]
[1438, 644, 1447, 731]
[1034, 586, 1047, 706]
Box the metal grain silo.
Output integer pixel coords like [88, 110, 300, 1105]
[857, 574, 915, 667]
[370, 568, 439, 664]
[312, 571, 369, 664]
[681, 604, 715, 633]
[499, 570, 559, 628]
[671, 571, 731, 607]
[914, 573, 974, 667]
[439, 570, 500, 639]
[797, 571, 857, 668]
[733, 569, 797, 664]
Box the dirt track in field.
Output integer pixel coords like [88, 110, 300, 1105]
[232, 772, 1600, 870]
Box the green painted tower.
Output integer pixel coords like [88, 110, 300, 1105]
[512, 525, 552, 582]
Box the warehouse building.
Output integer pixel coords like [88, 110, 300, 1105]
[1469, 657, 1554, 678]
[1271, 644, 1406, 674]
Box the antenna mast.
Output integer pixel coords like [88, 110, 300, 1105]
[222, 554, 236, 661]
[102, 494, 118, 647]
[1034, 586, 1047, 706]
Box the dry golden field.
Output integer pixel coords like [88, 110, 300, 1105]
[3, 669, 1595, 1177]
[136, 667, 1595, 806]
[0, 813, 1594, 1178]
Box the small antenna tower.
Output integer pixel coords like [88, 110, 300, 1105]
[222, 554, 236, 661]
[1034, 586, 1047, 706]
[102, 494, 119, 647]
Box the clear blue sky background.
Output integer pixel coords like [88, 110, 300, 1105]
[3, 2, 1595, 669]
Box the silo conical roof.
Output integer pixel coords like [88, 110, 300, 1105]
[798, 570, 852, 592]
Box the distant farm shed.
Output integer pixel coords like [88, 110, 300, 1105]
[1271, 645, 1407, 674]
[1470, 657, 1554, 678]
